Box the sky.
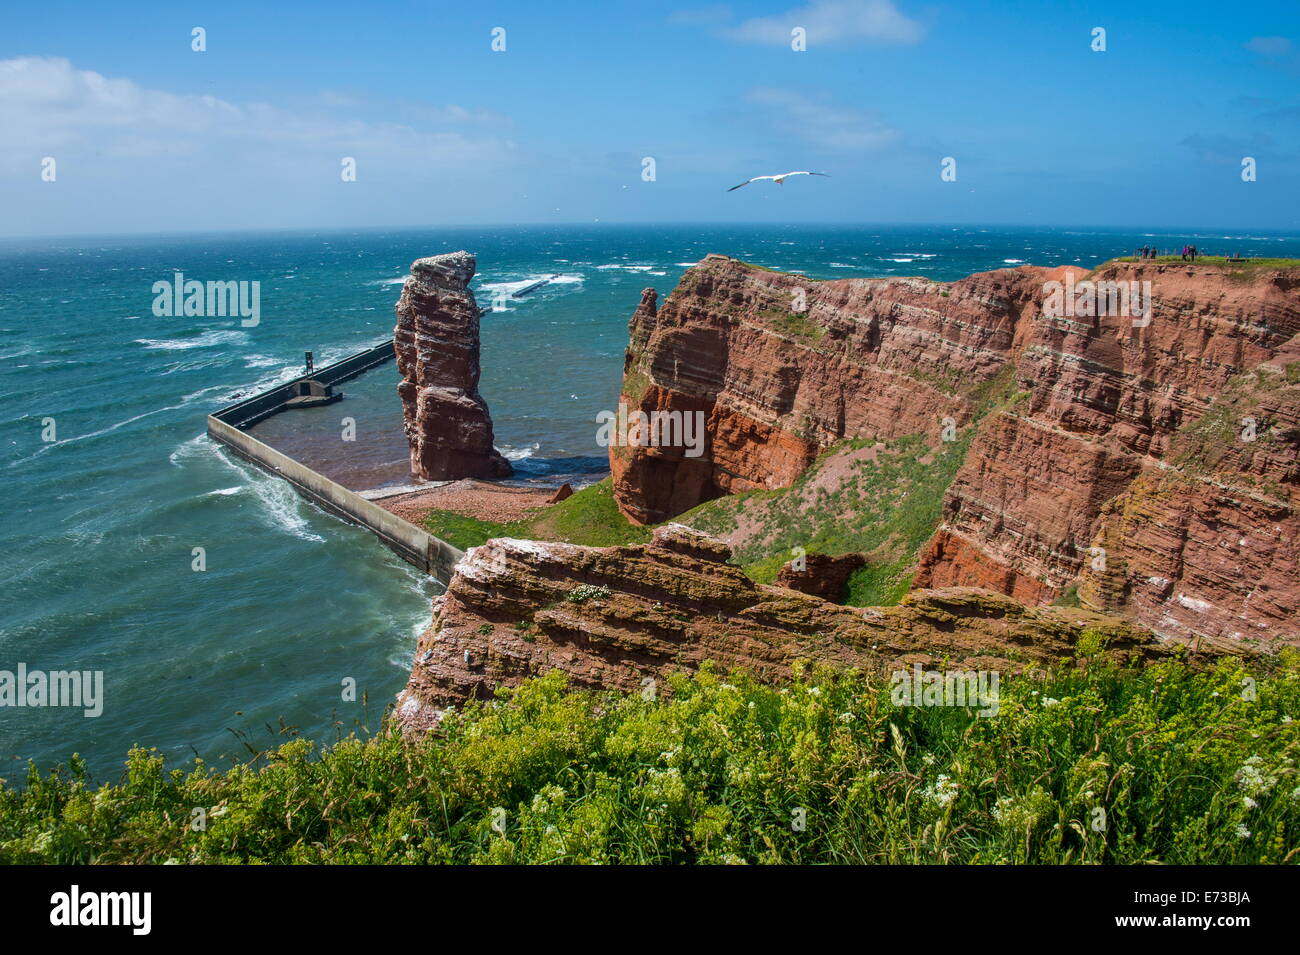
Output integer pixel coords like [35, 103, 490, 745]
[1, 0, 1298, 236]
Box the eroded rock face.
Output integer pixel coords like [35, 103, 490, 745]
[915, 262, 1300, 649]
[395, 252, 511, 481]
[1076, 341, 1300, 651]
[612, 255, 1300, 649]
[775, 552, 866, 602]
[610, 254, 1051, 524]
[393, 526, 1178, 733]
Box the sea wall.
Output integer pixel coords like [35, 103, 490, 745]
[207, 342, 463, 581]
[214, 340, 395, 429]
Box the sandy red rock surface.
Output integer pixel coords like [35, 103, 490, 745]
[378, 478, 555, 525]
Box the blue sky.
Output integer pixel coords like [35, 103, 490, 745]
[1, 0, 1297, 236]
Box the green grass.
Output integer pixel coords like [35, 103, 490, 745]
[1103, 255, 1300, 270]
[680, 432, 971, 604]
[680, 366, 1024, 605]
[732, 259, 792, 274]
[758, 308, 826, 343]
[1052, 584, 1083, 609]
[423, 478, 651, 551]
[4, 657, 1297, 864]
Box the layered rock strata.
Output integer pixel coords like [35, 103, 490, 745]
[395, 252, 511, 481]
[611, 254, 1048, 524]
[613, 256, 1300, 649]
[393, 525, 1178, 732]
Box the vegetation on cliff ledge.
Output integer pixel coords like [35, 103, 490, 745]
[422, 478, 651, 551]
[2, 656, 1296, 864]
[681, 366, 1025, 605]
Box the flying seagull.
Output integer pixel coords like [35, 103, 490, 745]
[727, 170, 830, 192]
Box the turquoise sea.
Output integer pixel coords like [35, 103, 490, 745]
[3, 223, 1298, 779]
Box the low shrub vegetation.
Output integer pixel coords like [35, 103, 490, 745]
[2, 655, 1296, 864]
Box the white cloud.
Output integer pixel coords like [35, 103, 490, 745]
[0, 56, 528, 234]
[725, 0, 923, 46]
[745, 87, 900, 151]
[1244, 36, 1293, 57]
[0, 56, 515, 170]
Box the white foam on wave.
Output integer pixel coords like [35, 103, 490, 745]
[1004, 258, 1026, 264]
[245, 475, 326, 543]
[501, 443, 539, 461]
[200, 441, 327, 543]
[10, 400, 196, 469]
[368, 275, 411, 286]
[180, 384, 230, 405]
[168, 433, 211, 467]
[135, 329, 250, 351]
[478, 273, 585, 296]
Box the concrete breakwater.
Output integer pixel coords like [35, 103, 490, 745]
[214, 340, 396, 428]
[207, 341, 464, 582]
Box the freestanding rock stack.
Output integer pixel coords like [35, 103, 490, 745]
[394, 252, 512, 481]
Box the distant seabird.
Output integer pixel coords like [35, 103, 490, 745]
[727, 170, 830, 192]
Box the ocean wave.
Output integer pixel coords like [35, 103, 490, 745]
[9, 401, 192, 469]
[180, 384, 231, 405]
[367, 275, 411, 286]
[135, 329, 250, 351]
[207, 447, 326, 543]
[500, 443, 539, 461]
[477, 273, 585, 297]
[1003, 258, 1026, 264]
[168, 434, 212, 467]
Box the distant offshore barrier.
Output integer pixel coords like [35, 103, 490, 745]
[207, 340, 464, 582]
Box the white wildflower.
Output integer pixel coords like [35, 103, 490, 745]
[922, 774, 959, 809]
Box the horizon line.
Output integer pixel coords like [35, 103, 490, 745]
[3, 220, 1300, 245]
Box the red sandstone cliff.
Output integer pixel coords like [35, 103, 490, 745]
[612, 256, 1300, 650]
[394, 525, 1176, 731]
[611, 254, 1053, 524]
[1075, 337, 1300, 649]
[916, 262, 1300, 650]
[395, 252, 511, 481]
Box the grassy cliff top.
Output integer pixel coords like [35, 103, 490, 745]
[1098, 255, 1300, 270]
[3, 657, 1296, 863]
